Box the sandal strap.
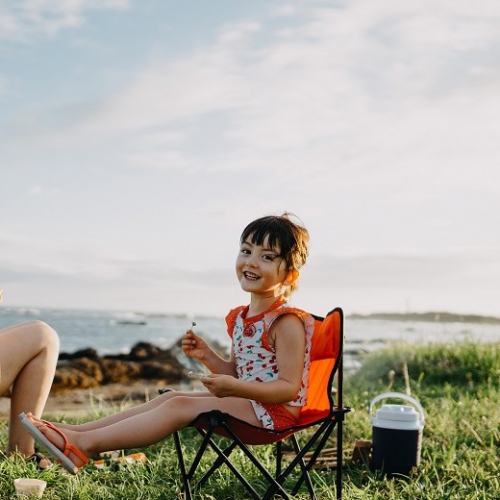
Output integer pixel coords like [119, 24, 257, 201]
[44, 422, 89, 465]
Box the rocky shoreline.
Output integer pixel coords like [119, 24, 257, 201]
[51, 337, 228, 393]
[53, 341, 185, 392]
[0, 338, 226, 418]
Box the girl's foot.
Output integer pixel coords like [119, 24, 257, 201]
[24, 412, 74, 431]
[19, 413, 88, 474]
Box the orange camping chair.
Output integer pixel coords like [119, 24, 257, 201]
[162, 307, 350, 500]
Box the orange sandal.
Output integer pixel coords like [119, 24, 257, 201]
[19, 413, 88, 474]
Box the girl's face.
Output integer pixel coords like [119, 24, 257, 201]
[235, 235, 289, 298]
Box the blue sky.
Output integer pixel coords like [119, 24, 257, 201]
[1, 0, 499, 318]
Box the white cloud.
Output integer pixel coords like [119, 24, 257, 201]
[3, 0, 500, 188]
[27, 185, 43, 196]
[0, 9, 19, 39]
[1, 1, 499, 315]
[0, 0, 129, 41]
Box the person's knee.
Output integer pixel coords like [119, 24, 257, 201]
[168, 395, 190, 409]
[166, 395, 201, 417]
[31, 321, 60, 352]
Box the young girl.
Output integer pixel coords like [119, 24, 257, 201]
[21, 213, 315, 474]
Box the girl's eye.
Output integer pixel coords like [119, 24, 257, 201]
[241, 248, 251, 255]
[262, 254, 275, 261]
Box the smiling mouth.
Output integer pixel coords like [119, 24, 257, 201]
[243, 271, 260, 281]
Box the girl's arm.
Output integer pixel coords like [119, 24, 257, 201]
[201, 314, 305, 403]
[182, 330, 237, 376]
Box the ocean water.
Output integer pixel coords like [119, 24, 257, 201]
[1, 307, 500, 372]
[0, 307, 226, 355]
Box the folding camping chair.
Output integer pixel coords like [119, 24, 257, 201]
[165, 307, 350, 500]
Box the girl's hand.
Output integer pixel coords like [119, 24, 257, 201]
[200, 374, 238, 398]
[181, 329, 211, 361]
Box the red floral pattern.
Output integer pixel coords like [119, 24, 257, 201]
[225, 298, 315, 429]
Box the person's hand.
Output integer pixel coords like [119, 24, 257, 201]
[200, 374, 238, 398]
[181, 329, 211, 361]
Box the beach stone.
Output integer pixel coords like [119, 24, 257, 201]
[58, 347, 99, 360]
[128, 342, 160, 360]
[51, 340, 187, 392]
[52, 358, 104, 389]
[139, 360, 183, 380]
[100, 358, 142, 384]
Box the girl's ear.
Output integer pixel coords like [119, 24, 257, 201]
[284, 268, 300, 285]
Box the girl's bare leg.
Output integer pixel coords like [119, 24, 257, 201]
[28, 394, 261, 468]
[0, 321, 59, 456]
[29, 390, 212, 432]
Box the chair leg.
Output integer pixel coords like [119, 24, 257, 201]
[204, 437, 264, 499]
[336, 417, 343, 500]
[285, 421, 333, 497]
[175, 428, 222, 499]
[289, 435, 316, 499]
[180, 425, 266, 500]
[268, 420, 340, 500]
[195, 438, 238, 490]
[173, 431, 193, 500]
[276, 440, 282, 478]
[226, 434, 291, 499]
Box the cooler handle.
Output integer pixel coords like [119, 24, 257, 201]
[370, 392, 425, 420]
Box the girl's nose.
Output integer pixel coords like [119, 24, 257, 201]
[246, 254, 258, 267]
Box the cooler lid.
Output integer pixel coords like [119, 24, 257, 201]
[376, 404, 420, 422]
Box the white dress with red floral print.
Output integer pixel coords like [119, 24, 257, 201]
[225, 296, 315, 429]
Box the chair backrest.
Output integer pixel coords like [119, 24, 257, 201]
[297, 308, 343, 426]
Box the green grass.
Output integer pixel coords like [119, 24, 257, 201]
[2, 341, 500, 499]
[342, 341, 500, 499]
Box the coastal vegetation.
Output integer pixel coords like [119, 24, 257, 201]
[348, 311, 500, 325]
[1, 340, 500, 499]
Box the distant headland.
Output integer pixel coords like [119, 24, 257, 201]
[347, 311, 500, 324]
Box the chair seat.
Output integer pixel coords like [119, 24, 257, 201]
[192, 410, 290, 445]
[191, 408, 336, 445]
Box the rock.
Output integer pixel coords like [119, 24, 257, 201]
[51, 340, 188, 393]
[58, 347, 99, 360]
[129, 342, 160, 360]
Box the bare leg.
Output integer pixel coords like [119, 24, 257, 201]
[27, 394, 261, 469]
[29, 390, 211, 432]
[0, 321, 59, 456]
